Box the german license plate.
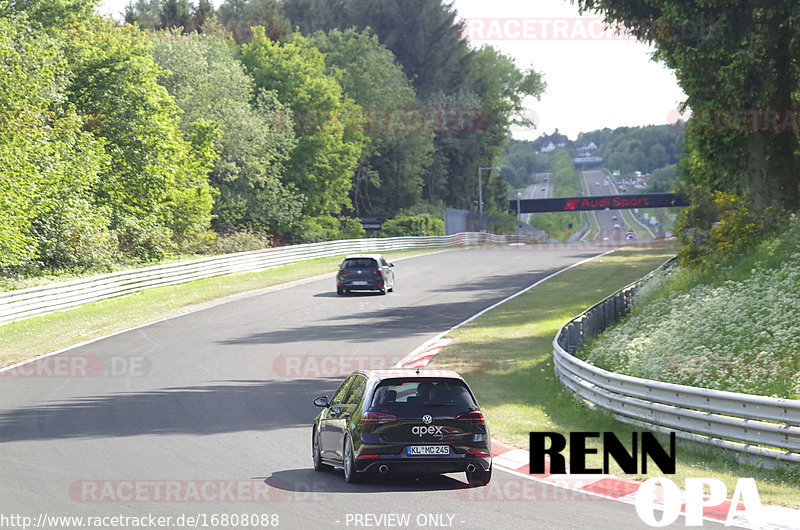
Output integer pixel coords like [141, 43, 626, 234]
[407, 445, 449, 455]
[352, 281, 368, 285]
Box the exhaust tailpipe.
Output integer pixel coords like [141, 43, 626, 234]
[466, 463, 476, 473]
[378, 464, 389, 474]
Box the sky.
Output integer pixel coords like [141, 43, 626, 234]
[97, 0, 689, 141]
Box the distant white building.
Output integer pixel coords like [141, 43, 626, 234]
[576, 142, 598, 156]
[539, 141, 557, 154]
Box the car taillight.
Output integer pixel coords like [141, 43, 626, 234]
[359, 412, 398, 424]
[456, 411, 485, 423]
[372, 269, 382, 276]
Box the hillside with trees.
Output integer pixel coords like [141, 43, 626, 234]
[0, 0, 544, 278]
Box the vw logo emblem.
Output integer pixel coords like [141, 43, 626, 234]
[422, 414, 432, 424]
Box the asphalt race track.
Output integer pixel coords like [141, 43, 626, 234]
[0, 247, 709, 529]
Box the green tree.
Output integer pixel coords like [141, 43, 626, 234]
[217, 0, 288, 42]
[500, 139, 540, 189]
[28, 118, 115, 272]
[280, 0, 545, 218]
[159, 0, 191, 29]
[343, 0, 474, 100]
[64, 19, 215, 249]
[280, 0, 346, 35]
[648, 164, 678, 193]
[125, 0, 218, 33]
[469, 46, 545, 210]
[0, 15, 60, 266]
[241, 28, 365, 216]
[577, 0, 800, 211]
[598, 125, 683, 175]
[125, 0, 161, 27]
[0, 15, 113, 270]
[150, 26, 303, 234]
[1, 0, 99, 30]
[307, 28, 434, 216]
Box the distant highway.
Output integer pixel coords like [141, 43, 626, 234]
[581, 169, 636, 242]
[520, 172, 553, 225]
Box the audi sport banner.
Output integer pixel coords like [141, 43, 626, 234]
[510, 193, 690, 214]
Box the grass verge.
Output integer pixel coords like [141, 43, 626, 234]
[429, 244, 800, 508]
[0, 247, 450, 368]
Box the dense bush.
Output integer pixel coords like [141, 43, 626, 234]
[675, 186, 764, 266]
[181, 230, 274, 254]
[115, 217, 175, 263]
[380, 215, 444, 237]
[584, 216, 800, 399]
[291, 215, 365, 243]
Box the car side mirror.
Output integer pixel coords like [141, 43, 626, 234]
[313, 396, 329, 408]
[389, 263, 395, 267]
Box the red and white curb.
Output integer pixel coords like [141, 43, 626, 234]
[395, 338, 453, 369]
[395, 334, 800, 529]
[392, 258, 800, 529]
[489, 440, 798, 529]
[395, 333, 800, 530]
[396, 334, 800, 529]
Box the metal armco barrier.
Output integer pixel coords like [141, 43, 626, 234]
[553, 259, 800, 464]
[0, 233, 530, 327]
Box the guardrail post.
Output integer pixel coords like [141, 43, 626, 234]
[551, 255, 800, 464]
[566, 323, 577, 354]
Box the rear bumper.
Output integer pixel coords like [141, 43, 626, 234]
[353, 441, 491, 474]
[355, 455, 491, 474]
[338, 280, 384, 291]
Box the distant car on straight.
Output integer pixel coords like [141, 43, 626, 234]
[312, 369, 492, 486]
[336, 254, 395, 295]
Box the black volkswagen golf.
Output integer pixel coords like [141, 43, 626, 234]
[312, 369, 492, 486]
[336, 254, 395, 295]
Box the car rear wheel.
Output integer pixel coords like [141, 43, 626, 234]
[312, 427, 331, 472]
[336, 287, 344, 296]
[466, 464, 492, 486]
[342, 436, 360, 483]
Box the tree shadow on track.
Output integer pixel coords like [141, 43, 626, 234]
[0, 378, 341, 442]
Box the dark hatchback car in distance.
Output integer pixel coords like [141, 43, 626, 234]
[312, 369, 492, 486]
[336, 254, 395, 295]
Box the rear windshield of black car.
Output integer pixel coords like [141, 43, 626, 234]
[369, 379, 478, 416]
[342, 258, 379, 269]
